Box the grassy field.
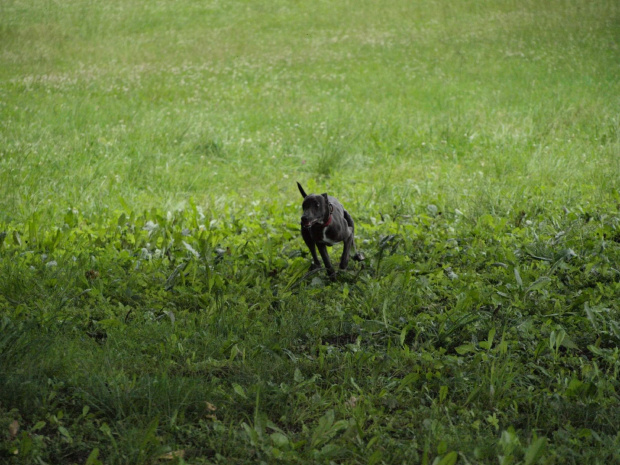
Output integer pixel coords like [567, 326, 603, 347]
[1, 0, 620, 463]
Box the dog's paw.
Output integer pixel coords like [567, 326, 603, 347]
[353, 252, 365, 262]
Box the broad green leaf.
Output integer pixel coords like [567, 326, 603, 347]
[32, 421, 46, 432]
[271, 432, 290, 448]
[513, 267, 523, 288]
[439, 385, 449, 403]
[524, 437, 546, 465]
[85, 448, 102, 465]
[13, 230, 21, 246]
[58, 426, 72, 442]
[437, 451, 458, 465]
[526, 277, 551, 293]
[487, 327, 496, 350]
[455, 344, 476, 354]
[232, 383, 247, 399]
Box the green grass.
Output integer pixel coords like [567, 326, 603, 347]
[1, 0, 620, 463]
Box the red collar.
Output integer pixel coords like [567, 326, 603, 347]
[321, 214, 333, 228]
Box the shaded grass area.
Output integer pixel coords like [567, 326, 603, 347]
[1, 200, 619, 463]
[1, 0, 620, 463]
[1, 0, 619, 220]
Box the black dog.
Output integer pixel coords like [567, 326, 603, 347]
[297, 182, 363, 279]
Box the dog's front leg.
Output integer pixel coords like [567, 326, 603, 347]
[317, 243, 336, 280]
[302, 227, 322, 270]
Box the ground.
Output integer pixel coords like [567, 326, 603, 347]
[1, 0, 619, 463]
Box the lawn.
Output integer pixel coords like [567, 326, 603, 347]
[1, 0, 620, 463]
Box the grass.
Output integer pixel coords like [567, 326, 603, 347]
[1, 0, 620, 463]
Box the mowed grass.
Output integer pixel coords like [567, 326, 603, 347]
[1, 0, 620, 463]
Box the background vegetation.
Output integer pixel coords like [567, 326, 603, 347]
[1, 0, 619, 463]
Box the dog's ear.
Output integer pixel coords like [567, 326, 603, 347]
[321, 193, 331, 219]
[322, 193, 333, 212]
[297, 182, 307, 198]
[321, 192, 334, 217]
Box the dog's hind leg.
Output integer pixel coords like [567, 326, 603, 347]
[340, 233, 353, 270]
[343, 209, 354, 230]
[343, 210, 364, 262]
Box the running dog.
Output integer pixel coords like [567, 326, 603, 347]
[297, 182, 363, 280]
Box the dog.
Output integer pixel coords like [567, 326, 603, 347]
[297, 182, 364, 280]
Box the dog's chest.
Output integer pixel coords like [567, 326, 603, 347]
[313, 226, 337, 246]
[321, 228, 336, 245]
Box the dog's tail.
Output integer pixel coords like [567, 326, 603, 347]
[297, 182, 307, 198]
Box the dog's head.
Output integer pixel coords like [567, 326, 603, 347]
[298, 182, 332, 228]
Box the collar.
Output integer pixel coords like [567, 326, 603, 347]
[321, 214, 333, 228]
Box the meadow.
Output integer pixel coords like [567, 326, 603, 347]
[1, 0, 620, 463]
